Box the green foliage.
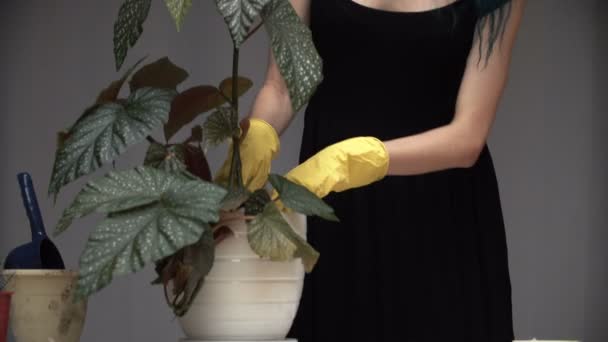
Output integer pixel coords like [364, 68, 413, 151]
[163, 76, 253, 142]
[220, 186, 251, 211]
[214, 0, 272, 48]
[49, 87, 176, 200]
[53, 0, 332, 316]
[144, 141, 188, 172]
[165, 0, 194, 32]
[114, 0, 152, 70]
[247, 201, 319, 272]
[269, 174, 339, 222]
[71, 166, 227, 299]
[202, 105, 240, 146]
[261, 0, 323, 113]
[244, 188, 271, 216]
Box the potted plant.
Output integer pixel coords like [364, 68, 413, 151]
[49, 0, 335, 340]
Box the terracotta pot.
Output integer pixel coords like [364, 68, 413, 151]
[0, 291, 12, 342]
[0, 270, 87, 342]
[178, 210, 307, 341]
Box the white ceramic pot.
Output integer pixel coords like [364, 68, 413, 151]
[1, 270, 87, 342]
[178, 210, 307, 341]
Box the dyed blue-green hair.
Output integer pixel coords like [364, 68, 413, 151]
[473, 0, 513, 68]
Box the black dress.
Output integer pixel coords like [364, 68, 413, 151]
[286, 0, 515, 341]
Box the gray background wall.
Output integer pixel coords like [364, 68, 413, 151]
[0, 0, 605, 341]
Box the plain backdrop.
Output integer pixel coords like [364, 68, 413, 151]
[0, 0, 606, 341]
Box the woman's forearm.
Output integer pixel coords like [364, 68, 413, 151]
[246, 82, 295, 136]
[383, 122, 484, 176]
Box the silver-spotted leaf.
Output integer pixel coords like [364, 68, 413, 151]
[214, 0, 271, 48]
[164, 0, 193, 31]
[268, 173, 338, 222]
[202, 106, 239, 146]
[74, 166, 227, 299]
[114, 0, 152, 70]
[144, 141, 188, 173]
[247, 202, 319, 272]
[55, 165, 209, 235]
[49, 87, 176, 199]
[261, 0, 323, 113]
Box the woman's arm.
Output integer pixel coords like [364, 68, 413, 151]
[247, 0, 312, 136]
[384, 0, 526, 175]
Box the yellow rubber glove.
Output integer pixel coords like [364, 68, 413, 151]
[272, 136, 390, 205]
[214, 118, 280, 191]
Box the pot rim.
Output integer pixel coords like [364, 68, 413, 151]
[0, 269, 79, 277]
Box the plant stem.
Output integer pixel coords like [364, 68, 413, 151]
[228, 46, 244, 190]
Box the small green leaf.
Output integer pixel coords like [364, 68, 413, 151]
[129, 57, 189, 92]
[247, 202, 319, 272]
[261, 0, 323, 113]
[49, 87, 176, 199]
[144, 141, 188, 173]
[144, 141, 212, 181]
[202, 106, 240, 146]
[165, 0, 193, 31]
[114, 0, 152, 70]
[268, 173, 338, 222]
[214, 0, 271, 48]
[73, 166, 227, 299]
[244, 188, 271, 216]
[220, 186, 250, 211]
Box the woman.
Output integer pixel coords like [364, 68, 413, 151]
[216, 0, 526, 340]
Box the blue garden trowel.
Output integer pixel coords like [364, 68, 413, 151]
[3, 172, 65, 269]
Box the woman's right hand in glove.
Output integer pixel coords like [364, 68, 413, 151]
[213, 117, 281, 191]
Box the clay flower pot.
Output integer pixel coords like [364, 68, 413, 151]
[0, 291, 12, 342]
[0, 270, 87, 342]
[178, 210, 307, 341]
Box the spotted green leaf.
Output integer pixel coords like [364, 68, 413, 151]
[268, 174, 338, 222]
[73, 166, 227, 299]
[261, 0, 323, 113]
[54, 165, 209, 235]
[114, 0, 152, 70]
[165, 0, 193, 31]
[49, 87, 176, 200]
[202, 105, 239, 146]
[214, 0, 271, 48]
[247, 201, 319, 272]
[144, 141, 188, 173]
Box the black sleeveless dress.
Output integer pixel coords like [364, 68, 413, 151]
[286, 0, 515, 341]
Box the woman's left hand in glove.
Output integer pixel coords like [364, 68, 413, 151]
[273, 136, 390, 202]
